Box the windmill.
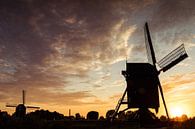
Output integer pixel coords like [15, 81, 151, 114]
[6, 90, 40, 118]
[112, 22, 188, 121]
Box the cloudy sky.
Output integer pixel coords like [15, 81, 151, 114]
[0, 0, 195, 117]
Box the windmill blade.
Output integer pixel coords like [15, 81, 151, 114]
[144, 22, 157, 66]
[158, 44, 188, 72]
[6, 104, 17, 107]
[26, 105, 40, 109]
[157, 79, 170, 119]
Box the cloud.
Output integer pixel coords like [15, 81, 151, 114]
[160, 72, 195, 104]
[0, 0, 194, 113]
[0, 0, 137, 109]
[162, 72, 195, 91]
[126, 0, 195, 60]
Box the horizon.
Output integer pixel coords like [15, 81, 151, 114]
[0, 0, 195, 118]
[0, 106, 192, 120]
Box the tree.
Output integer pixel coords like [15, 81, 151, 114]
[181, 114, 188, 121]
[126, 111, 134, 120]
[118, 111, 126, 120]
[87, 111, 99, 120]
[106, 110, 115, 120]
[160, 115, 167, 121]
[75, 113, 81, 120]
[99, 116, 105, 120]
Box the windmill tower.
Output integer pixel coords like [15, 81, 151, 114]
[112, 22, 188, 122]
[6, 90, 40, 118]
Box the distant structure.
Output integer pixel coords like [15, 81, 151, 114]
[112, 22, 188, 121]
[69, 109, 71, 116]
[6, 90, 40, 118]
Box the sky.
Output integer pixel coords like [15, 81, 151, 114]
[0, 0, 195, 118]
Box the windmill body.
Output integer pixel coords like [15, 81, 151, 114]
[112, 22, 188, 122]
[123, 63, 159, 110]
[6, 90, 40, 118]
[15, 104, 26, 118]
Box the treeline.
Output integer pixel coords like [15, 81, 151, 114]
[0, 109, 194, 129]
[0, 109, 164, 129]
[0, 110, 102, 129]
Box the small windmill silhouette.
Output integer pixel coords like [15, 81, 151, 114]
[6, 90, 40, 118]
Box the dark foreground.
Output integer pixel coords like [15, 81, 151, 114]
[1, 110, 195, 129]
[0, 119, 168, 129]
[2, 118, 195, 129]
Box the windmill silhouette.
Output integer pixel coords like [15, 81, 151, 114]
[112, 22, 188, 121]
[6, 90, 40, 118]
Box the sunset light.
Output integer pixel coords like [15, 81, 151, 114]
[0, 0, 195, 128]
[170, 106, 184, 117]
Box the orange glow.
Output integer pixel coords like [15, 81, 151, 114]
[169, 104, 190, 118]
[170, 107, 183, 117]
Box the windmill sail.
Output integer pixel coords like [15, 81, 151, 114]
[6, 104, 17, 107]
[144, 22, 156, 66]
[6, 90, 40, 111]
[26, 106, 40, 109]
[158, 44, 188, 72]
[144, 22, 169, 118]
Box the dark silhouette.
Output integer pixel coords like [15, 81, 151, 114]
[87, 111, 99, 120]
[1, 109, 195, 129]
[160, 115, 168, 122]
[112, 22, 188, 128]
[99, 116, 105, 120]
[14, 104, 26, 118]
[75, 113, 81, 120]
[26, 110, 65, 120]
[118, 111, 126, 121]
[106, 109, 115, 120]
[6, 90, 40, 118]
